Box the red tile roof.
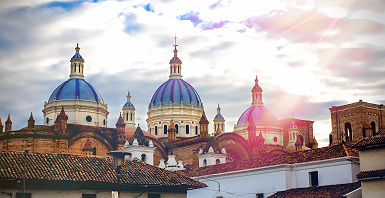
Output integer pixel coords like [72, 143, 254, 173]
[268, 182, 361, 198]
[357, 169, 385, 180]
[353, 132, 385, 150]
[181, 144, 358, 177]
[0, 151, 205, 191]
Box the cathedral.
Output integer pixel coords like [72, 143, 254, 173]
[0, 42, 319, 169]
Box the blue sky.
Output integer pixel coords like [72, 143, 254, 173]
[0, 0, 384, 147]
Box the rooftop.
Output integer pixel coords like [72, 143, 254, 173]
[267, 182, 361, 198]
[181, 144, 358, 177]
[0, 151, 205, 191]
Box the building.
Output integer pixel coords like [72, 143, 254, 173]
[354, 131, 385, 198]
[0, 150, 205, 198]
[329, 100, 385, 145]
[0, 42, 317, 171]
[184, 144, 360, 198]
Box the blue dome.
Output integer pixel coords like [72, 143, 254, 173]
[72, 53, 82, 59]
[149, 79, 203, 108]
[48, 78, 104, 103]
[215, 114, 224, 119]
[123, 102, 134, 108]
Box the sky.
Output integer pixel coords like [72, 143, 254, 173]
[0, 0, 384, 147]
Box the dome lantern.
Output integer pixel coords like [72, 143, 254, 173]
[70, 43, 85, 79]
[251, 75, 263, 106]
[169, 35, 182, 79]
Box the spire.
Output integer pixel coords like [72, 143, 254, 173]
[116, 113, 125, 127]
[251, 75, 263, 106]
[0, 117, 3, 133]
[70, 43, 85, 79]
[199, 111, 209, 139]
[169, 35, 182, 79]
[5, 114, 12, 133]
[126, 91, 131, 102]
[217, 104, 221, 115]
[28, 112, 35, 128]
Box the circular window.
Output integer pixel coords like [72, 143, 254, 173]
[86, 115, 92, 122]
[273, 137, 278, 142]
[46, 117, 49, 124]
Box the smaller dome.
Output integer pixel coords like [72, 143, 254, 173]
[214, 114, 224, 119]
[169, 56, 182, 64]
[72, 53, 83, 59]
[123, 102, 134, 108]
[237, 106, 278, 126]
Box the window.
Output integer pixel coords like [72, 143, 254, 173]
[126, 113, 128, 121]
[82, 194, 96, 198]
[175, 124, 178, 134]
[309, 171, 319, 186]
[221, 124, 224, 131]
[103, 119, 106, 126]
[92, 147, 96, 155]
[203, 159, 207, 167]
[86, 115, 92, 122]
[16, 193, 32, 198]
[371, 121, 376, 135]
[130, 113, 133, 121]
[141, 154, 146, 162]
[186, 125, 190, 134]
[344, 122, 352, 141]
[155, 126, 158, 135]
[195, 126, 198, 135]
[216, 159, 220, 165]
[256, 193, 264, 198]
[148, 194, 160, 198]
[46, 117, 49, 124]
[164, 125, 168, 134]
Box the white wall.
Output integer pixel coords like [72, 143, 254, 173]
[188, 157, 359, 198]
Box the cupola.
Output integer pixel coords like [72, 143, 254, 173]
[169, 36, 182, 79]
[69, 43, 85, 79]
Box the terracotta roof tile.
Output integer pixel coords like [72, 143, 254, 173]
[181, 144, 358, 177]
[0, 151, 205, 190]
[357, 169, 385, 180]
[267, 182, 360, 198]
[353, 132, 385, 149]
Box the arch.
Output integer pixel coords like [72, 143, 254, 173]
[203, 159, 207, 167]
[371, 121, 376, 135]
[216, 159, 220, 165]
[155, 126, 158, 135]
[186, 125, 190, 134]
[195, 126, 198, 135]
[164, 125, 168, 134]
[344, 122, 352, 141]
[216, 133, 253, 160]
[141, 154, 146, 162]
[69, 131, 114, 151]
[329, 133, 333, 145]
[175, 124, 179, 134]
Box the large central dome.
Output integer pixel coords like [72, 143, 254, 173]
[149, 79, 203, 108]
[147, 40, 204, 138]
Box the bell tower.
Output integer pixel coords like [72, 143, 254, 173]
[169, 35, 182, 79]
[251, 75, 263, 106]
[122, 91, 135, 127]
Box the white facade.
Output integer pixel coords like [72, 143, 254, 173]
[198, 147, 226, 167]
[188, 156, 360, 198]
[123, 139, 154, 165]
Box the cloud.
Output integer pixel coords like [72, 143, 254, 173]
[178, 11, 202, 27]
[202, 21, 229, 30]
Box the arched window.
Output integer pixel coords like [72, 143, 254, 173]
[216, 159, 220, 165]
[186, 125, 190, 134]
[175, 124, 179, 134]
[126, 113, 128, 121]
[164, 125, 168, 134]
[344, 122, 352, 141]
[195, 126, 198, 135]
[74, 63, 76, 72]
[178, 66, 179, 73]
[371, 121, 376, 135]
[174, 66, 176, 73]
[141, 154, 146, 162]
[329, 133, 333, 145]
[103, 119, 106, 126]
[155, 126, 158, 135]
[130, 113, 133, 121]
[203, 159, 207, 167]
[92, 147, 96, 155]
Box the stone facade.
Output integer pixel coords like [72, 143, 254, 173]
[330, 100, 384, 145]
